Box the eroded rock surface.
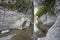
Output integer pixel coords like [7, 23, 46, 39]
[0, 9, 33, 31]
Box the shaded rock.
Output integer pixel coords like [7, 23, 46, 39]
[32, 33, 38, 40]
[0, 34, 16, 40]
[34, 0, 45, 7]
[45, 15, 60, 40]
[39, 13, 56, 27]
[54, 0, 60, 16]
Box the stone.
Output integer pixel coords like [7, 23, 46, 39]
[0, 34, 16, 40]
[1, 30, 9, 34]
[39, 14, 56, 27]
[0, 10, 32, 31]
[45, 15, 60, 40]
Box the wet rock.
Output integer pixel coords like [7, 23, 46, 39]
[32, 33, 38, 40]
[54, 0, 60, 16]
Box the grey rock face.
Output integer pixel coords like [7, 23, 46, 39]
[34, 0, 45, 7]
[45, 0, 60, 39]
[54, 0, 60, 16]
[45, 15, 60, 40]
[32, 33, 38, 40]
[34, 0, 60, 40]
[39, 13, 56, 27]
[0, 34, 16, 40]
[0, 9, 33, 31]
[37, 15, 60, 40]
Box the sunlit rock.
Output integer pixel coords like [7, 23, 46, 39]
[1, 30, 9, 34]
[0, 10, 32, 31]
[37, 37, 45, 40]
[13, 18, 31, 30]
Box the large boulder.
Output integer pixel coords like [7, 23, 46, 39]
[45, 15, 60, 40]
[0, 9, 33, 31]
[45, 0, 60, 40]
[39, 13, 56, 27]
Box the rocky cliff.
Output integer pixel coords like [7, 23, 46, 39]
[0, 0, 33, 31]
[34, 0, 60, 40]
[0, 0, 33, 40]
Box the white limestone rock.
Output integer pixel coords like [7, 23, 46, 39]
[1, 30, 9, 34]
[39, 14, 56, 26]
[45, 15, 60, 40]
[0, 10, 32, 31]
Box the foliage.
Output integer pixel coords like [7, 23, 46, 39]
[0, 0, 33, 11]
[35, 5, 47, 16]
[35, 0, 55, 17]
[2, 2, 15, 10]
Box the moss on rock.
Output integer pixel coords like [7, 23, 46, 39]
[35, 0, 55, 17]
[0, 0, 33, 11]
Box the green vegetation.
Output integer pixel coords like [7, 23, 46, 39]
[35, 5, 47, 16]
[2, 2, 15, 10]
[36, 0, 55, 17]
[0, 0, 33, 11]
